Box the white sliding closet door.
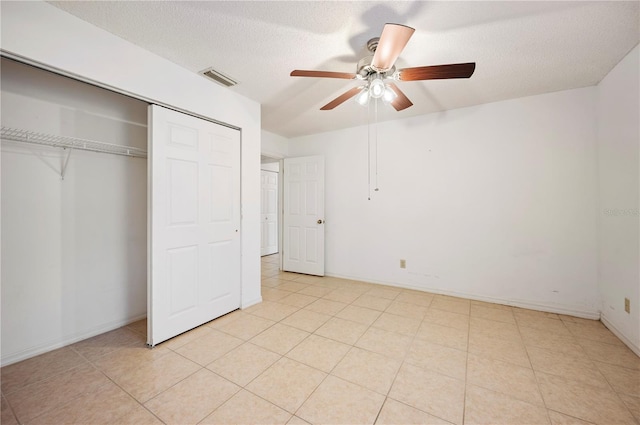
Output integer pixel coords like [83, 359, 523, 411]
[148, 105, 241, 346]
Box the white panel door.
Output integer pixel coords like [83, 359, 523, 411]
[261, 170, 278, 256]
[148, 105, 241, 346]
[283, 156, 325, 276]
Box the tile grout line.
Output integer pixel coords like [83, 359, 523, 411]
[155, 332, 286, 424]
[521, 315, 638, 421]
[515, 310, 554, 424]
[372, 293, 427, 425]
[271, 281, 397, 422]
[237, 278, 351, 421]
[583, 359, 639, 420]
[289, 284, 385, 422]
[195, 305, 294, 421]
[1, 344, 95, 397]
[274, 277, 476, 424]
[79, 342, 177, 425]
[215, 385, 295, 424]
[1, 392, 20, 425]
[40, 343, 168, 425]
[4, 354, 113, 425]
[271, 284, 345, 421]
[372, 295, 463, 425]
[461, 301, 472, 425]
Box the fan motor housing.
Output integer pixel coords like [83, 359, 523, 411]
[367, 37, 380, 53]
[356, 56, 374, 78]
[358, 37, 396, 79]
[357, 56, 395, 80]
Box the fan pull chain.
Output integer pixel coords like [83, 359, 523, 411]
[374, 99, 379, 192]
[367, 99, 371, 200]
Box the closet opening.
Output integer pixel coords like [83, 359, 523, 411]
[1, 57, 149, 365]
[2, 55, 246, 365]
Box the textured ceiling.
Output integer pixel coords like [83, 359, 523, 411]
[48, 1, 639, 138]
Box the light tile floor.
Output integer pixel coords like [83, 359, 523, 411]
[2, 253, 639, 424]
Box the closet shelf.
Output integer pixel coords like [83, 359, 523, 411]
[0, 126, 147, 158]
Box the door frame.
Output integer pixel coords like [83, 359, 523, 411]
[260, 153, 284, 269]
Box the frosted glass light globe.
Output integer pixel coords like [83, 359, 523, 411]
[382, 85, 397, 103]
[369, 78, 385, 98]
[355, 88, 370, 105]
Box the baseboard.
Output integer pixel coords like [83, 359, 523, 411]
[3, 295, 265, 366]
[600, 314, 640, 357]
[241, 296, 263, 309]
[325, 272, 600, 320]
[0, 313, 147, 367]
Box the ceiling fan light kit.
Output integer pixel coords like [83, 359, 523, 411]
[354, 79, 397, 107]
[290, 23, 476, 111]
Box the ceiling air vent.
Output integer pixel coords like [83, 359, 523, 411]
[200, 67, 238, 88]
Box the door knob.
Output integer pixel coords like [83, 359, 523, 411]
[317, 219, 324, 224]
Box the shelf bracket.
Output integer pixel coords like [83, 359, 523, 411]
[61, 148, 72, 180]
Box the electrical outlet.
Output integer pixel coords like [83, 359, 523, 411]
[400, 259, 406, 269]
[625, 298, 630, 314]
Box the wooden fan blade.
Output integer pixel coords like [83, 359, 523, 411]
[372, 23, 415, 71]
[320, 87, 362, 110]
[398, 63, 476, 81]
[291, 70, 357, 79]
[388, 83, 413, 111]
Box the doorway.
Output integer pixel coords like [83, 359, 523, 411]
[260, 155, 280, 257]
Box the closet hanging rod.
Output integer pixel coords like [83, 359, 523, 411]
[0, 126, 147, 158]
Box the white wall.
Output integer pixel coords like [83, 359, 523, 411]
[1, 1, 262, 363]
[1, 58, 148, 365]
[596, 45, 640, 354]
[289, 87, 600, 317]
[262, 130, 289, 159]
[261, 162, 280, 172]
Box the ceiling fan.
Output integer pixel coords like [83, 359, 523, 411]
[290, 23, 476, 111]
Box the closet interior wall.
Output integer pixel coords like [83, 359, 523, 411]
[1, 58, 148, 365]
